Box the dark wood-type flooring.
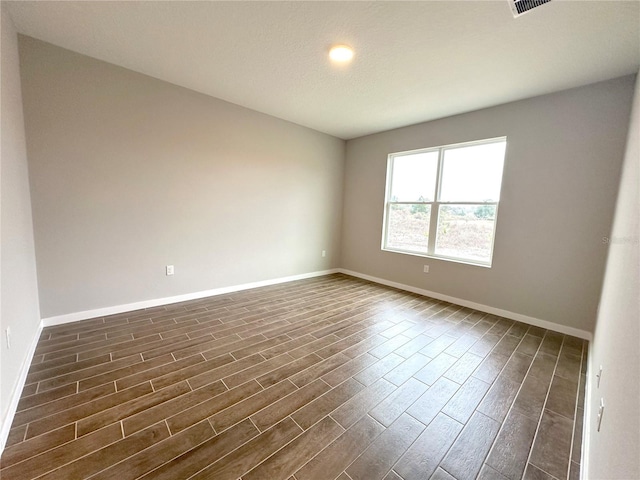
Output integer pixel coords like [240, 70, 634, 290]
[0, 274, 587, 480]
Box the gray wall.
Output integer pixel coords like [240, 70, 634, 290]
[341, 76, 635, 333]
[0, 7, 41, 443]
[587, 74, 639, 478]
[18, 37, 345, 319]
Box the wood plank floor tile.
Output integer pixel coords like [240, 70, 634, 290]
[78, 353, 176, 391]
[330, 378, 396, 429]
[472, 351, 510, 384]
[291, 378, 364, 430]
[171, 333, 249, 360]
[478, 464, 510, 480]
[368, 334, 413, 359]
[523, 463, 557, 480]
[442, 376, 491, 425]
[572, 407, 584, 464]
[321, 352, 378, 387]
[393, 334, 435, 358]
[250, 378, 331, 431]
[393, 413, 463, 480]
[38, 421, 170, 480]
[440, 411, 501, 480]
[545, 375, 578, 420]
[166, 379, 262, 434]
[209, 379, 297, 432]
[406, 377, 460, 426]
[384, 470, 404, 480]
[84, 334, 169, 361]
[512, 375, 551, 421]
[25, 354, 111, 385]
[137, 419, 260, 480]
[243, 416, 343, 480]
[529, 409, 573, 479]
[290, 353, 351, 388]
[420, 335, 457, 358]
[26, 382, 152, 439]
[341, 333, 387, 359]
[555, 350, 581, 382]
[5, 425, 27, 448]
[77, 381, 191, 436]
[89, 420, 215, 480]
[13, 382, 115, 429]
[383, 352, 432, 386]
[36, 354, 143, 392]
[346, 413, 425, 480]
[189, 417, 302, 480]
[486, 411, 538, 479]
[123, 380, 227, 436]
[478, 376, 521, 423]
[539, 332, 563, 357]
[354, 353, 405, 386]
[445, 334, 478, 358]
[414, 352, 458, 386]
[0, 424, 75, 469]
[444, 351, 484, 385]
[181, 353, 259, 390]
[516, 334, 543, 357]
[115, 352, 205, 390]
[468, 333, 504, 358]
[17, 383, 39, 399]
[491, 334, 521, 359]
[318, 328, 370, 356]
[369, 378, 428, 427]
[501, 352, 535, 384]
[528, 352, 558, 380]
[256, 355, 323, 388]
[507, 323, 529, 339]
[1, 423, 122, 480]
[0, 274, 587, 480]
[294, 414, 385, 480]
[260, 334, 322, 360]
[34, 333, 130, 359]
[431, 467, 458, 480]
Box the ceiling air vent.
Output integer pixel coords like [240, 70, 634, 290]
[510, 0, 551, 17]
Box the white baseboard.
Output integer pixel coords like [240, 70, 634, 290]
[41, 269, 340, 327]
[581, 342, 593, 480]
[0, 320, 43, 454]
[338, 268, 593, 341]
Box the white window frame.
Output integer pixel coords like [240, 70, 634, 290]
[381, 136, 507, 267]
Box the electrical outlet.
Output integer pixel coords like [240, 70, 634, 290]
[423, 265, 430, 273]
[166, 265, 174, 276]
[322, 250, 327, 258]
[5, 327, 11, 349]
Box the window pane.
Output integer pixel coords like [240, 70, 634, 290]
[390, 151, 439, 202]
[386, 204, 431, 253]
[435, 205, 496, 263]
[439, 141, 506, 202]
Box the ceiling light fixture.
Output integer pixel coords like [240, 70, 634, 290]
[329, 45, 354, 63]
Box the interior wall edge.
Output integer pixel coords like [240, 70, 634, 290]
[339, 268, 593, 341]
[581, 341, 594, 480]
[0, 319, 43, 455]
[41, 268, 340, 327]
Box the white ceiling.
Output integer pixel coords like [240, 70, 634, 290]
[5, 1, 640, 139]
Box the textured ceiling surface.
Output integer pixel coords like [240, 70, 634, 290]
[6, 1, 640, 139]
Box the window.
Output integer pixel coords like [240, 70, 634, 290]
[382, 137, 507, 266]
